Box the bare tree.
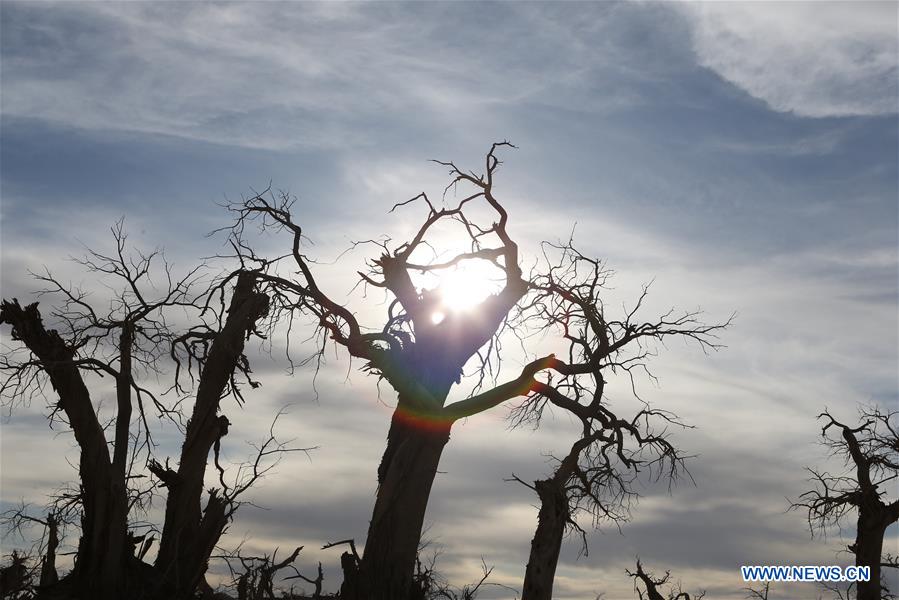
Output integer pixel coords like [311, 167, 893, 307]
[627, 560, 705, 600]
[223, 144, 728, 599]
[218, 545, 305, 600]
[0, 504, 69, 592]
[222, 143, 528, 599]
[284, 559, 326, 600]
[792, 407, 899, 600]
[410, 554, 516, 600]
[0, 223, 274, 599]
[509, 242, 725, 600]
[0, 550, 38, 600]
[743, 582, 771, 600]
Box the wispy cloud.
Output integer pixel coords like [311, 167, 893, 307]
[1, 3, 647, 150]
[678, 2, 898, 118]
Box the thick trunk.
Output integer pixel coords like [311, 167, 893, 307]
[338, 550, 361, 599]
[153, 414, 230, 595]
[355, 410, 452, 600]
[522, 478, 569, 600]
[154, 273, 268, 598]
[853, 514, 886, 600]
[0, 300, 128, 600]
[75, 469, 129, 599]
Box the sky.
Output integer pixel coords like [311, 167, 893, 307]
[1, 2, 897, 599]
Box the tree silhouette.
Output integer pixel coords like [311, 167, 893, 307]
[1, 504, 68, 592]
[792, 407, 899, 600]
[223, 143, 728, 599]
[743, 582, 772, 600]
[627, 559, 705, 600]
[0, 223, 283, 600]
[224, 143, 531, 599]
[510, 241, 725, 600]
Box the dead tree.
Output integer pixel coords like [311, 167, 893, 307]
[223, 143, 726, 599]
[743, 582, 771, 600]
[0, 223, 271, 600]
[284, 559, 325, 599]
[509, 242, 725, 600]
[0, 550, 36, 600]
[0, 505, 65, 591]
[627, 560, 705, 600]
[151, 268, 272, 597]
[409, 554, 512, 600]
[218, 546, 304, 600]
[516, 414, 685, 600]
[792, 407, 899, 600]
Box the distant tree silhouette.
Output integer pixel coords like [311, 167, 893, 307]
[217, 545, 306, 600]
[743, 582, 772, 600]
[1, 504, 67, 591]
[0, 550, 34, 600]
[0, 223, 285, 600]
[408, 555, 512, 600]
[792, 407, 899, 600]
[627, 559, 705, 600]
[510, 242, 725, 600]
[223, 143, 728, 599]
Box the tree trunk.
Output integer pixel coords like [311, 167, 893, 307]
[521, 478, 570, 600]
[71, 419, 130, 600]
[355, 410, 452, 600]
[154, 272, 269, 598]
[853, 512, 886, 600]
[0, 300, 128, 600]
[39, 513, 59, 587]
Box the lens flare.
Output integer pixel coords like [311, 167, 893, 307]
[434, 260, 503, 313]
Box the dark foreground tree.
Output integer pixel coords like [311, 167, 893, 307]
[0, 224, 278, 600]
[223, 143, 728, 599]
[510, 242, 726, 600]
[224, 144, 529, 599]
[792, 407, 899, 600]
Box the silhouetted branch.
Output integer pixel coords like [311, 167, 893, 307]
[743, 582, 771, 600]
[627, 559, 705, 600]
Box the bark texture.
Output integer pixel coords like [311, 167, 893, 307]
[521, 478, 570, 600]
[356, 411, 452, 600]
[350, 316, 505, 599]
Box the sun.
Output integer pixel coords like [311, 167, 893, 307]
[430, 259, 503, 322]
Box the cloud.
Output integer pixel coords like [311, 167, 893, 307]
[679, 2, 898, 118]
[1, 2, 616, 150]
[0, 2, 711, 151]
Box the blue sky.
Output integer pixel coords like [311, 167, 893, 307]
[1, 3, 897, 599]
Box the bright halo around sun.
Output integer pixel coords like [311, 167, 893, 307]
[432, 259, 504, 321]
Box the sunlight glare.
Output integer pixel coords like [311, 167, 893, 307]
[433, 260, 503, 315]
